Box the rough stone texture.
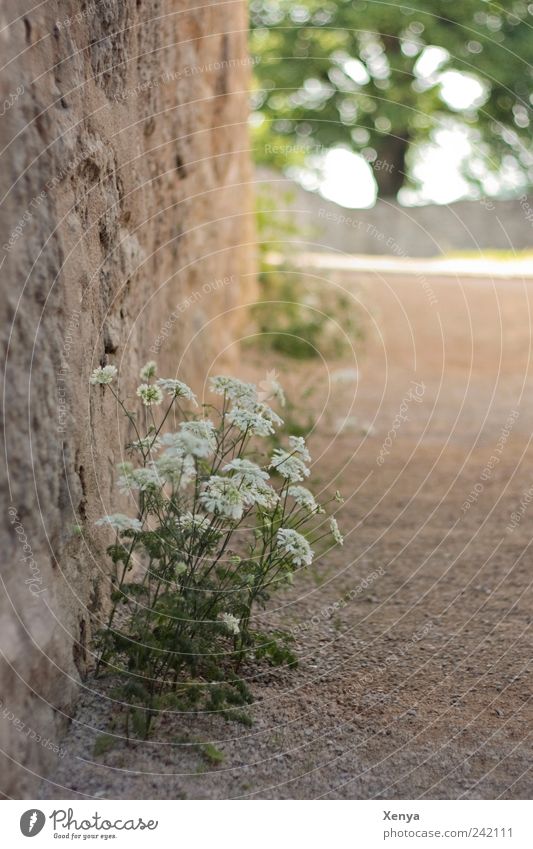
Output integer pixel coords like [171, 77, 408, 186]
[0, 0, 254, 797]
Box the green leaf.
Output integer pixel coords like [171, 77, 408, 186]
[93, 734, 118, 757]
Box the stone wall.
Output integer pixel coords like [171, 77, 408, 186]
[258, 171, 533, 257]
[0, 0, 254, 796]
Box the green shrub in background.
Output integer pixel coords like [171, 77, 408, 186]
[254, 186, 361, 360]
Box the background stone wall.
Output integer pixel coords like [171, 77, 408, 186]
[258, 171, 533, 257]
[0, 0, 254, 796]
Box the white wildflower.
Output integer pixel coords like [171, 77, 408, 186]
[117, 464, 161, 493]
[161, 420, 216, 459]
[90, 364, 117, 385]
[288, 435, 311, 463]
[222, 458, 278, 508]
[228, 402, 283, 437]
[129, 435, 161, 453]
[209, 375, 257, 405]
[96, 513, 142, 532]
[220, 612, 240, 635]
[329, 516, 344, 546]
[174, 432, 210, 457]
[222, 458, 269, 483]
[175, 512, 220, 552]
[132, 467, 162, 491]
[156, 378, 198, 405]
[270, 379, 286, 407]
[180, 419, 216, 445]
[200, 476, 245, 521]
[288, 485, 321, 513]
[136, 383, 163, 406]
[270, 448, 310, 483]
[240, 479, 279, 510]
[175, 512, 212, 534]
[248, 480, 279, 509]
[152, 453, 195, 487]
[276, 528, 314, 566]
[139, 360, 157, 380]
[258, 371, 286, 407]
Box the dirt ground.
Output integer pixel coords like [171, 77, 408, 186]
[41, 261, 532, 799]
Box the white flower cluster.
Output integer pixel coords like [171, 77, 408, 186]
[270, 449, 309, 482]
[209, 375, 284, 436]
[258, 371, 286, 407]
[94, 365, 343, 562]
[329, 516, 344, 546]
[288, 485, 321, 513]
[269, 380, 286, 406]
[222, 458, 269, 483]
[210, 376, 257, 404]
[140, 361, 157, 381]
[136, 362, 199, 408]
[161, 420, 216, 459]
[118, 459, 194, 493]
[91, 359, 351, 721]
[153, 452, 195, 487]
[137, 383, 163, 406]
[276, 528, 314, 566]
[93, 361, 348, 700]
[90, 364, 117, 385]
[222, 459, 279, 509]
[96, 513, 142, 532]
[117, 463, 159, 493]
[228, 401, 283, 437]
[270, 435, 311, 482]
[288, 435, 311, 462]
[175, 512, 212, 534]
[156, 378, 198, 405]
[200, 476, 245, 521]
[129, 435, 162, 453]
[220, 612, 240, 635]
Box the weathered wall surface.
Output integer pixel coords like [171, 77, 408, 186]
[0, 0, 254, 796]
[258, 171, 533, 257]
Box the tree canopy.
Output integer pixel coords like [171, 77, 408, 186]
[250, 0, 533, 197]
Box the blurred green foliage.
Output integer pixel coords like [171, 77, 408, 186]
[253, 184, 361, 360]
[250, 0, 533, 196]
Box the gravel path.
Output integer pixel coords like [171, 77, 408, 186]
[41, 262, 533, 799]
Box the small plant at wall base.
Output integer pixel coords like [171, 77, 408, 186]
[90, 362, 343, 737]
[254, 185, 361, 360]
